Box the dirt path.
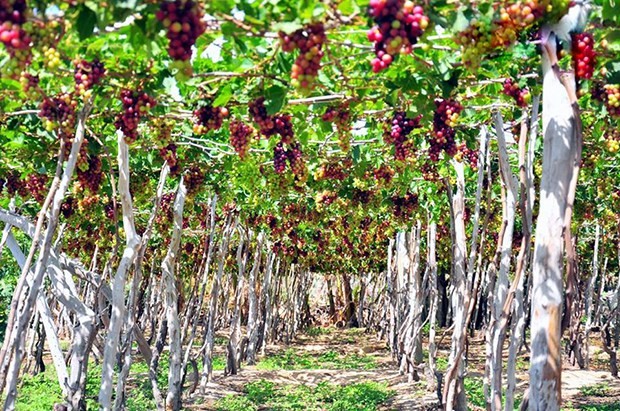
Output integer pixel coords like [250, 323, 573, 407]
[185, 328, 620, 410]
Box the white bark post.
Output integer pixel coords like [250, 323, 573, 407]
[505, 96, 539, 411]
[426, 222, 439, 394]
[200, 215, 235, 390]
[246, 232, 265, 364]
[529, 36, 579, 410]
[584, 223, 601, 369]
[99, 131, 142, 411]
[228, 233, 248, 375]
[490, 111, 519, 410]
[443, 160, 469, 411]
[2, 104, 91, 411]
[4, 231, 70, 398]
[162, 177, 187, 411]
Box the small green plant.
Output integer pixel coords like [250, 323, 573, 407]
[464, 377, 485, 409]
[216, 395, 258, 411]
[15, 370, 63, 411]
[306, 326, 331, 337]
[579, 382, 610, 397]
[215, 380, 394, 411]
[256, 349, 376, 371]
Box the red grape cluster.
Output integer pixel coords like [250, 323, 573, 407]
[0, 0, 31, 54]
[74, 58, 106, 95]
[156, 192, 175, 224]
[61, 196, 76, 219]
[367, 0, 429, 72]
[592, 83, 620, 118]
[25, 172, 48, 203]
[248, 97, 295, 142]
[286, 142, 306, 178]
[77, 194, 100, 212]
[273, 142, 287, 174]
[19, 72, 38, 98]
[315, 159, 351, 181]
[373, 164, 395, 184]
[77, 155, 103, 193]
[229, 120, 254, 159]
[429, 98, 462, 161]
[571, 32, 595, 80]
[322, 106, 352, 151]
[156, 0, 206, 61]
[193, 105, 228, 134]
[159, 143, 179, 175]
[392, 192, 418, 217]
[114, 89, 156, 143]
[184, 165, 204, 195]
[420, 161, 438, 181]
[383, 111, 421, 160]
[104, 201, 115, 220]
[279, 23, 326, 92]
[39, 93, 78, 142]
[4, 171, 25, 196]
[458, 142, 478, 169]
[502, 78, 531, 107]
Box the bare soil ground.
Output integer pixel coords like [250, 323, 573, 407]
[185, 328, 620, 411]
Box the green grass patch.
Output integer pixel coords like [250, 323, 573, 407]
[579, 382, 610, 397]
[216, 380, 394, 411]
[256, 349, 376, 371]
[15, 369, 63, 411]
[306, 326, 332, 337]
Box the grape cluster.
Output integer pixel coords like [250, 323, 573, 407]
[248, 97, 295, 142]
[156, 0, 206, 61]
[592, 83, 620, 118]
[383, 111, 421, 160]
[114, 89, 156, 143]
[74, 58, 106, 96]
[458, 142, 478, 169]
[42, 46, 61, 71]
[322, 106, 352, 151]
[367, 0, 429, 72]
[392, 192, 418, 217]
[159, 143, 179, 175]
[156, 192, 175, 225]
[502, 78, 531, 107]
[286, 142, 306, 178]
[603, 128, 620, 153]
[19, 72, 39, 98]
[77, 194, 100, 212]
[229, 120, 254, 159]
[4, 170, 25, 196]
[420, 161, 438, 181]
[571, 32, 595, 80]
[315, 190, 338, 208]
[456, 0, 569, 67]
[77, 155, 103, 193]
[279, 23, 326, 92]
[61, 196, 76, 219]
[373, 164, 395, 184]
[429, 98, 462, 161]
[39, 93, 78, 142]
[25, 173, 48, 204]
[152, 117, 175, 147]
[273, 142, 287, 174]
[315, 159, 351, 181]
[0, 0, 30, 54]
[193, 105, 228, 134]
[184, 165, 204, 195]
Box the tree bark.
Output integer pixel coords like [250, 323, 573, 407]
[529, 37, 580, 410]
[443, 160, 469, 411]
[162, 177, 187, 411]
[99, 131, 142, 411]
